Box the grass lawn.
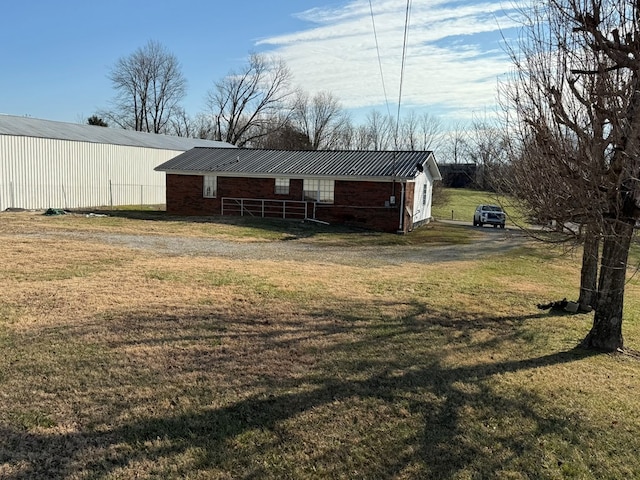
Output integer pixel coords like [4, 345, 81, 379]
[432, 188, 531, 226]
[1, 210, 640, 479]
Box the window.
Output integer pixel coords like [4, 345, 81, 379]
[203, 175, 217, 198]
[422, 184, 428, 206]
[275, 178, 290, 195]
[303, 179, 334, 204]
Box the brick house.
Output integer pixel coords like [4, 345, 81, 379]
[155, 148, 441, 233]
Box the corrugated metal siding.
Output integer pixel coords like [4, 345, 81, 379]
[0, 135, 173, 210]
[156, 148, 437, 180]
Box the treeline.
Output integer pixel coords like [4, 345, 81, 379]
[91, 40, 500, 168]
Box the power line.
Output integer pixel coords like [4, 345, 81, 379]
[368, 0, 392, 119]
[395, 0, 412, 149]
[368, 0, 413, 150]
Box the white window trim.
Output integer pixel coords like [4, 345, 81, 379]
[203, 175, 217, 198]
[303, 179, 334, 204]
[275, 178, 290, 195]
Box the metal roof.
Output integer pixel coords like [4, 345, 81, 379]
[0, 114, 235, 151]
[155, 147, 441, 181]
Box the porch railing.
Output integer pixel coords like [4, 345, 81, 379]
[221, 198, 313, 219]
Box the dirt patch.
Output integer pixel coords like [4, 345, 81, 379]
[12, 224, 531, 266]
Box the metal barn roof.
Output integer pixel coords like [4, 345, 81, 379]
[0, 114, 235, 151]
[156, 148, 441, 181]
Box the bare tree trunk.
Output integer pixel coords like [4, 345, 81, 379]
[578, 224, 600, 311]
[580, 218, 634, 351]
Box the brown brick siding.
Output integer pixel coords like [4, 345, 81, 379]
[335, 180, 395, 206]
[314, 205, 400, 232]
[166, 174, 219, 216]
[219, 177, 304, 201]
[166, 174, 412, 233]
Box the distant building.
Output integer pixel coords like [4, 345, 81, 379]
[0, 115, 233, 210]
[438, 163, 478, 188]
[156, 148, 442, 233]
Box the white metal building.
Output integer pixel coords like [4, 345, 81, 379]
[0, 115, 233, 210]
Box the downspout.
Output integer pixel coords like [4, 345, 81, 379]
[398, 181, 406, 234]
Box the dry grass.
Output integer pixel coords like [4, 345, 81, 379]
[1, 212, 640, 479]
[431, 188, 532, 227]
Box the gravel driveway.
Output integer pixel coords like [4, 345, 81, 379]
[54, 221, 531, 266]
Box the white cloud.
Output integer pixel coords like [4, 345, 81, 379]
[257, 0, 522, 123]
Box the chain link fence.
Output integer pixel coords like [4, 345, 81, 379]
[0, 181, 166, 210]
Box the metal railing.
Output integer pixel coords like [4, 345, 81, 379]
[221, 197, 312, 219]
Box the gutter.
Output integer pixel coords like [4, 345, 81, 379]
[397, 182, 406, 234]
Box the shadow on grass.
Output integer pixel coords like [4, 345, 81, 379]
[73, 207, 368, 240]
[70, 209, 479, 247]
[0, 301, 606, 479]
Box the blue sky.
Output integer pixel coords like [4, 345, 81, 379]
[0, 0, 522, 126]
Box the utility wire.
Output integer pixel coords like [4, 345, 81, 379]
[368, 0, 392, 119]
[395, 0, 412, 150]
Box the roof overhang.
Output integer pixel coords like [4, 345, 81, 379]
[425, 152, 442, 181]
[158, 169, 417, 182]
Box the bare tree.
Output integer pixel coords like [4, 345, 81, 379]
[466, 116, 509, 190]
[418, 112, 444, 152]
[501, 121, 603, 313]
[393, 111, 444, 152]
[104, 40, 187, 133]
[441, 122, 469, 164]
[291, 90, 349, 150]
[189, 113, 216, 140]
[166, 107, 194, 137]
[205, 53, 293, 147]
[352, 124, 374, 150]
[364, 110, 394, 150]
[398, 111, 421, 150]
[503, 0, 640, 351]
[332, 118, 357, 149]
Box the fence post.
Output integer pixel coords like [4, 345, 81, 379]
[109, 180, 113, 210]
[9, 181, 14, 209]
[140, 185, 144, 206]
